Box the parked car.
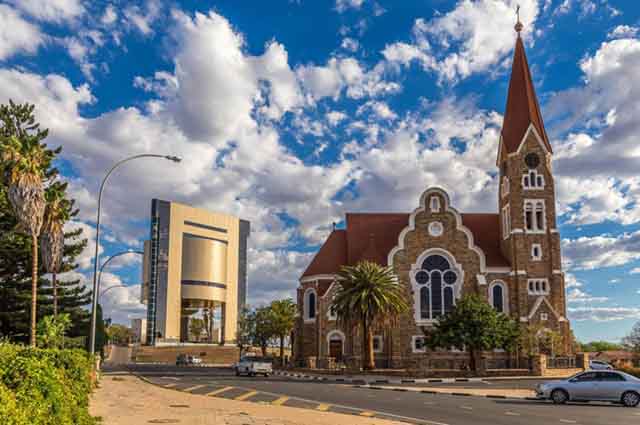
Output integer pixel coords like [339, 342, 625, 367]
[176, 354, 202, 366]
[536, 370, 640, 407]
[234, 356, 273, 377]
[589, 360, 613, 370]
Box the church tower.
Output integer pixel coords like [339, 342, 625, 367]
[497, 17, 570, 349]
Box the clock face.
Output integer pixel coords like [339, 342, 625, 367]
[525, 153, 540, 169]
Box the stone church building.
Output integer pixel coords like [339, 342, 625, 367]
[293, 25, 572, 370]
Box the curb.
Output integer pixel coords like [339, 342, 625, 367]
[352, 384, 537, 401]
[273, 370, 484, 385]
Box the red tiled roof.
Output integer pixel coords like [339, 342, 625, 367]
[501, 36, 552, 154]
[300, 212, 510, 279]
[301, 229, 347, 278]
[460, 213, 510, 268]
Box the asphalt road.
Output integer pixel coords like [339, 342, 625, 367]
[124, 364, 640, 425]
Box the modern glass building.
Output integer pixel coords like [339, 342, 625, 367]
[141, 199, 250, 346]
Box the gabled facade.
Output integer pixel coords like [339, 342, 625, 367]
[293, 26, 571, 369]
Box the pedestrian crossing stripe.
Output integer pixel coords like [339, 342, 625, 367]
[164, 383, 177, 388]
[183, 385, 205, 392]
[272, 396, 289, 406]
[316, 403, 330, 411]
[359, 411, 375, 417]
[235, 390, 258, 401]
[207, 386, 234, 396]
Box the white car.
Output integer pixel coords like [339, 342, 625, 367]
[536, 370, 640, 407]
[234, 356, 273, 377]
[589, 360, 613, 370]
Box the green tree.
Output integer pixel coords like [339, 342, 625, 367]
[236, 307, 254, 359]
[623, 321, 640, 353]
[332, 261, 409, 370]
[40, 181, 71, 317]
[36, 313, 71, 348]
[269, 299, 296, 365]
[253, 306, 275, 357]
[580, 340, 623, 352]
[0, 101, 55, 347]
[425, 295, 520, 373]
[107, 324, 133, 346]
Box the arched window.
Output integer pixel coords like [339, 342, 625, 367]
[489, 281, 508, 314]
[303, 288, 317, 321]
[412, 253, 460, 322]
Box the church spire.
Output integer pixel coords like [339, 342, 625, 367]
[500, 11, 552, 155]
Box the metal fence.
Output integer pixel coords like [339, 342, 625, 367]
[546, 356, 576, 369]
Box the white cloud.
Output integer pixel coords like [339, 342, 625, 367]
[7, 0, 83, 23]
[562, 231, 640, 270]
[341, 37, 360, 52]
[608, 25, 639, 40]
[124, 0, 162, 36]
[630, 267, 640, 274]
[549, 38, 640, 227]
[565, 273, 583, 288]
[297, 57, 400, 102]
[101, 5, 118, 26]
[568, 306, 640, 322]
[383, 0, 540, 82]
[0, 5, 44, 60]
[335, 0, 365, 13]
[326, 110, 347, 126]
[567, 288, 608, 303]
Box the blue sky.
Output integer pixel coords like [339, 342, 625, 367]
[1, 0, 639, 343]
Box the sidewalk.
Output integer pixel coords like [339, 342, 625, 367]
[90, 372, 411, 425]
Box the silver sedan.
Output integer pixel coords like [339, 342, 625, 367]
[536, 370, 640, 407]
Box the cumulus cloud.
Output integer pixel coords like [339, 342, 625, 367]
[335, 0, 365, 13]
[383, 0, 540, 82]
[0, 5, 44, 60]
[568, 306, 640, 322]
[562, 231, 640, 270]
[608, 25, 639, 40]
[7, 0, 83, 23]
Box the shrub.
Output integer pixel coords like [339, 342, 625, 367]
[0, 382, 27, 425]
[0, 343, 97, 425]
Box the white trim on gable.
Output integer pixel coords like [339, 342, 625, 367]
[516, 123, 550, 156]
[527, 296, 566, 322]
[300, 274, 336, 283]
[387, 187, 488, 273]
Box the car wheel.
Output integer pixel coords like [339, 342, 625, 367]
[264, 373, 270, 377]
[551, 389, 569, 405]
[621, 391, 640, 408]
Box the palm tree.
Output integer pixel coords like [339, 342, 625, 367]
[41, 181, 71, 317]
[332, 261, 409, 370]
[0, 134, 48, 347]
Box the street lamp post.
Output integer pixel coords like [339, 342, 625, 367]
[89, 154, 181, 357]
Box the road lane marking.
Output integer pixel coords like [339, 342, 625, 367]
[505, 412, 521, 416]
[460, 405, 473, 410]
[183, 385, 205, 392]
[559, 420, 577, 424]
[164, 383, 177, 388]
[207, 386, 234, 396]
[316, 403, 331, 411]
[235, 390, 258, 401]
[359, 411, 375, 417]
[271, 396, 289, 406]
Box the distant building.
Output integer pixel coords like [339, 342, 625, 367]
[131, 318, 147, 344]
[293, 24, 573, 369]
[141, 199, 250, 346]
[592, 351, 637, 369]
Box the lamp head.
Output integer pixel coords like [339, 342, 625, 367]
[165, 155, 182, 163]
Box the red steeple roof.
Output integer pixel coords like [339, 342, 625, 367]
[501, 35, 552, 154]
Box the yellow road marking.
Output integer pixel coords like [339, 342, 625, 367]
[360, 411, 375, 417]
[235, 390, 258, 401]
[183, 385, 205, 392]
[272, 396, 289, 406]
[207, 386, 234, 396]
[316, 403, 331, 411]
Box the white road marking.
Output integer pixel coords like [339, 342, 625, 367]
[460, 405, 473, 410]
[559, 420, 577, 424]
[505, 411, 521, 416]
